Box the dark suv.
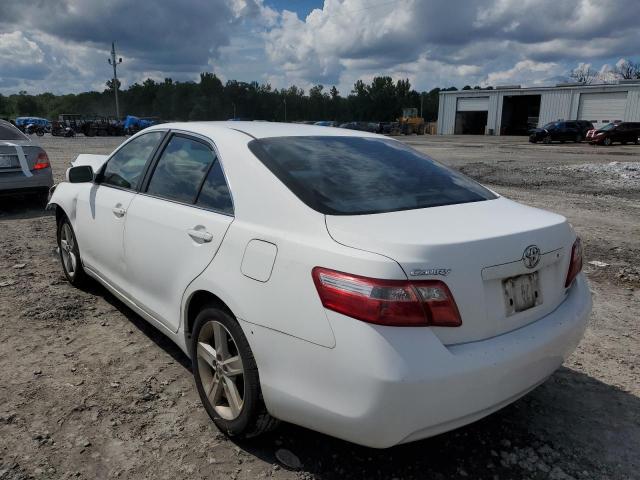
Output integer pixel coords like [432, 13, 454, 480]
[589, 122, 640, 146]
[529, 120, 594, 144]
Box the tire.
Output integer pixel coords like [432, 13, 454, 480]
[621, 141, 627, 145]
[635, 137, 639, 145]
[56, 217, 87, 287]
[542, 136, 552, 144]
[575, 134, 581, 143]
[603, 137, 612, 146]
[191, 306, 278, 438]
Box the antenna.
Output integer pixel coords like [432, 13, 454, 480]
[108, 42, 123, 119]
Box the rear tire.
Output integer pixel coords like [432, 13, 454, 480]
[191, 306, 278, 439]
[56, 217, 87, 287]
[575, 134, 582, 143]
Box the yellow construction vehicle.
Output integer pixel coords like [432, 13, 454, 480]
[397, 107, 426, 135]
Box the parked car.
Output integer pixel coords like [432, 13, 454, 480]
[0, 119, 53, 204]
[314, 121, 338, 127]
[339, 121, 378, 132]
[529, 120, 594, 143]
[48, 122, 591, 448]
[587, 122, 640, 146]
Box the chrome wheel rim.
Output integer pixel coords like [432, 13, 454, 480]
[197, 320, 245, 420]
[60, 224, 77, 278]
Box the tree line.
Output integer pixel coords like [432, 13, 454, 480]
[0, 73, 466, 123]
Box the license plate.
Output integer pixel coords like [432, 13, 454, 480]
[0, 155, 15, 168]
[503, 272, 542, 316]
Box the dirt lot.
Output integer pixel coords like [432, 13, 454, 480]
[1, 134, 638, 480]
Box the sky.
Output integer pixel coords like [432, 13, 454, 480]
[0, 0, 639, 96]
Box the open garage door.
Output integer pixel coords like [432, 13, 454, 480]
[455, 97, 489, 134]
[578, 92, 627, 129]
[500, 95, 541, 135]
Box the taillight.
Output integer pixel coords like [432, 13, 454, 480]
[312, 267, 462, 327]
[565, 237, 583, 288]
[33, 152, 50, 170]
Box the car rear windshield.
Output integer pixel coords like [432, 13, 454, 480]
[248, 136, 497, 215]
[0, 122, 28, 141]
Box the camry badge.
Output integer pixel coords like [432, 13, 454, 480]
[522, 245, 541, 269]
[410, 268, 451, 277]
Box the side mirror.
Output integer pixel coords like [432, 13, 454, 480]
[67, 165, 94, 183]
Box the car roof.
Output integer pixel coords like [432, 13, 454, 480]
[147, 121, 380, 140]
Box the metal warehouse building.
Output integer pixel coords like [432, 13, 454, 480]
[437, 81, 640, 135]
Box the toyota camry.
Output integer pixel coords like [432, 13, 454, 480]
[48, 122, 591, 448]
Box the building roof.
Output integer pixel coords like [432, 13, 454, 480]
[439, 82, 640, 95]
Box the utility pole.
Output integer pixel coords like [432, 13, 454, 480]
[232, 102, 236, 119]
[420, 92, 424, 118]
[283, 98, 287, 122]
[108, 42, 122, 119]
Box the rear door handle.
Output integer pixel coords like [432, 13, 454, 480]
[187, 228, 213, 243]
[112, 207, 126, 217]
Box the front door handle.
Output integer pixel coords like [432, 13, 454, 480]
[112, 206, 126, 217]
[187, 228, 213, 243]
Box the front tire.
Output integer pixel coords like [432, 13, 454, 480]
[543, 136, 552, 144]
[191, 306, 278, 438]
[57, 218, 87, 287]
[603, 137, 612, 146]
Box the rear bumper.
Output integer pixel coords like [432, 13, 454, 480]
[248, 274, 591, 448]
[0, 168, 53, 194]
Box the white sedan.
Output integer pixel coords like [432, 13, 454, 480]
[48, 122, 591, 448]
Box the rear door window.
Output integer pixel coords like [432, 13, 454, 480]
[248, 136, 496, 215]
[146, 135, 216, 204]
[101, 132, 164, 190]
[195, 160, 233, 215]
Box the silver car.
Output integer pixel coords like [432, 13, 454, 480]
[0, 119, 53, 203]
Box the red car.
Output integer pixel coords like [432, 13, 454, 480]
[588, 122, 640, 145]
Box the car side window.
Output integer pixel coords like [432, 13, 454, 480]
[146, 135, 216, 204]
[101, 132, 164, 190]
[195, 160, 234, 215]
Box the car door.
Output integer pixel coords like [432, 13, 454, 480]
[563, 122, 576, 141]
[122, 132, 234, 332]
[75, 131, 166, 291]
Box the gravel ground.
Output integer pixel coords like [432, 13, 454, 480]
[0, 134, 638, 480]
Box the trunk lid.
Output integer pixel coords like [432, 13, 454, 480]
[0, 142, 42, 174]
[325, 197, 574, 345]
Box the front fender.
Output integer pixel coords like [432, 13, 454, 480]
[47, 182, 81, 227]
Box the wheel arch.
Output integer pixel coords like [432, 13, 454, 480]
[184, 289, 235, 356]
[52, 203, 68, 226]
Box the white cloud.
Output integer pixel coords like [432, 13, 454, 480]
[1, 0, 640, 94]
[484, 60, 562, 86]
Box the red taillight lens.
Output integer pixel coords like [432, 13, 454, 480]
[33, 152, 50, 170]
[565, 237, 583, 288]
[312, 267, 462, 327]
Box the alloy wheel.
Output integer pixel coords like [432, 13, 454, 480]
[196, 320, 245, 420]
[60, 223, 77, 278]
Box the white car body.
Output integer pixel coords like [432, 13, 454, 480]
[49, 122, 591, 448]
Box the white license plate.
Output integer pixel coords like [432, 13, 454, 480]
[0, 155, 14, 168]
[503, 272, 542, 316]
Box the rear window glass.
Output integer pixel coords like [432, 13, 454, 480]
[0, 121, 28, 141]
[248, 136, 497, 215]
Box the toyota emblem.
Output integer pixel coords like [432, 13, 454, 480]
[522, 245, 541, 269]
